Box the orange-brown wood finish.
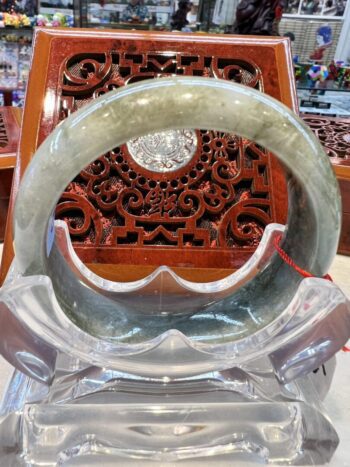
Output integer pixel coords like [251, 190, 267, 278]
[0, 107, 21, 169]
[0, 28, 300, 283]
[0, 107, 21, 241]
[338, 179, 350, 255]
[302, 114, 350, 255]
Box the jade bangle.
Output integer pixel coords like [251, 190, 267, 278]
[13, 77, 341, 343]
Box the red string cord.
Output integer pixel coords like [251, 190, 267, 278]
[274, 233, 350, 352]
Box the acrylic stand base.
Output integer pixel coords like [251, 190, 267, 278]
[0, 224, 349, 466]
[0, 356, 339, 466]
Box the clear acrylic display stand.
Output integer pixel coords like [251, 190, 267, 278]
[0, 77, 349, 465]
[0, 223, 348, 465]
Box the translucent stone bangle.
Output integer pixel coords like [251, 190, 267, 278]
[13, 77, 341, 345]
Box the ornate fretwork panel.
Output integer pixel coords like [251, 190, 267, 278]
[302, 114, 350, 165]
[55, 51, 274, 257]
[60, 53, 262, 104]
[0, 113, 9, 149]
[0, 32, 303, 282]
[0, 107, 21, 244]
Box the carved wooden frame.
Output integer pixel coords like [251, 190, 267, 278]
[0, 107, 21, 242]
[0, 28, 298, 283]
[301, 114, 350, 255]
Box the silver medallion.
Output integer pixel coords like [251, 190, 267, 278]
[127, 129, 197, 173]
[343, 133, 350, 144]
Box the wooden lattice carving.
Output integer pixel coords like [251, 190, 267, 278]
[0, 107, 21, 243]
[57, 52, 271, 255]
[1, 30, 297, 280]
[302, 114, 350, 166]
[0, 112, 10, 149]
[301, 113, 350, 256]
[0, 107, 21, 157]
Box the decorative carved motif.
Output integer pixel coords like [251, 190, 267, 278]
[0, 107, 21, 244]
[0, 32, 301, 282]
[302, 114, 350, 165]
[55, 51, 272, 253]
[0, 113, 9, 149]
[127, 129, 198, 173]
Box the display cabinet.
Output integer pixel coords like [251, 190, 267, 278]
[285, 0, 347, 17]
[0, 29, 32, 106]
[77, 0, 175, 30]
[281, 0, 350, 62]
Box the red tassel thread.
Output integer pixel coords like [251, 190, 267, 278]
[274, 233, 350, 353]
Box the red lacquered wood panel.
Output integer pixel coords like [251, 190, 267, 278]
[1, 29, 299, 283]
[339, 212, 350, 255]
[302, 114, 350, 255]
[0, 107, 21, 166]
[0, 107, 21, 241]
[338, 179, 350, 255]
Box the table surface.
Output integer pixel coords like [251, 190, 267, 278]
[297, 89, 350, 117]
[297, 82, 350, 92]
[0, 245, 349, 466]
